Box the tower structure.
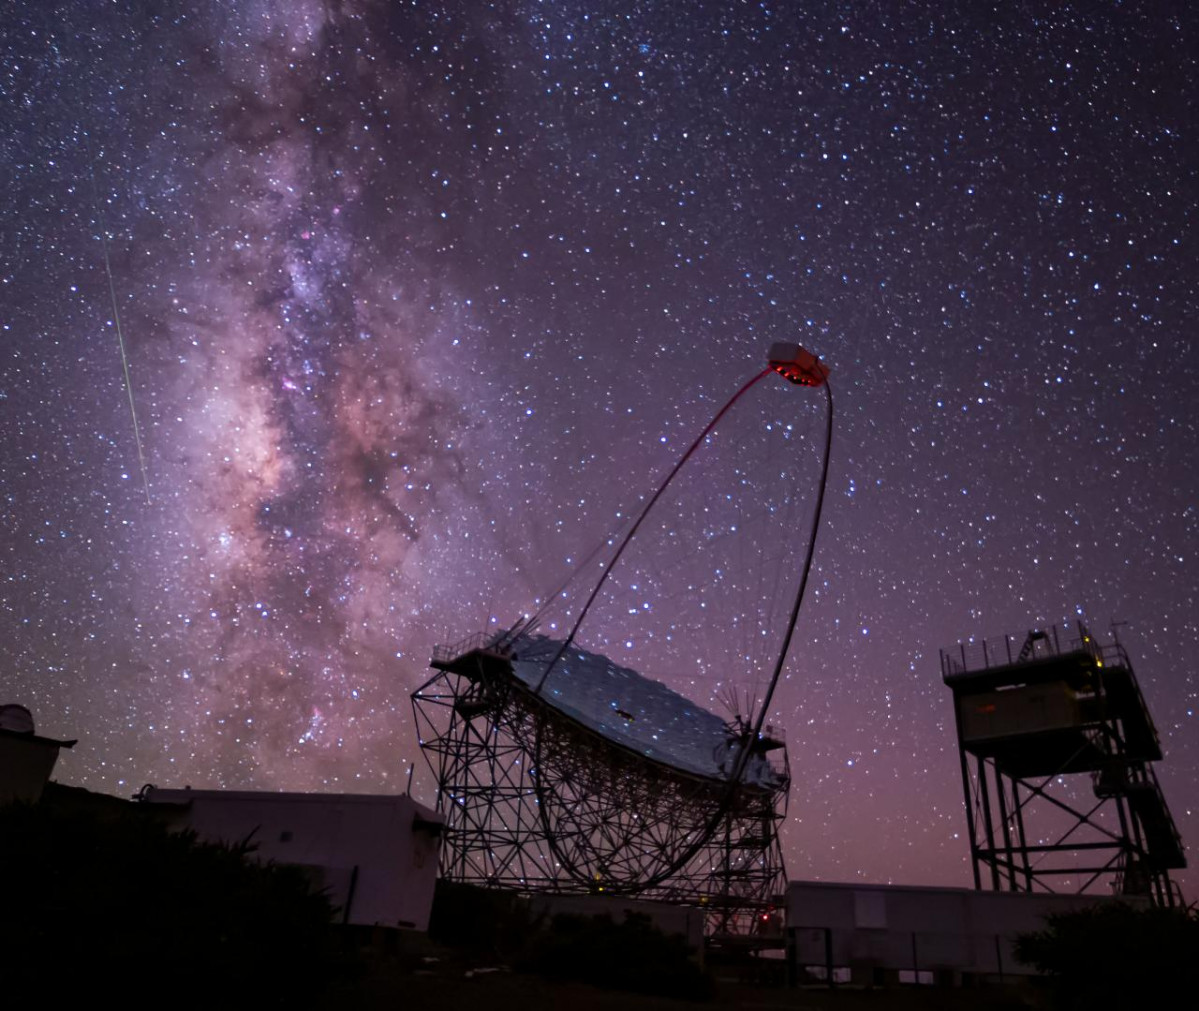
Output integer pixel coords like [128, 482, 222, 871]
[942, 621, 1185, 906]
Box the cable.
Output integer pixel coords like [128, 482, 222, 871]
[746, 378, 833, 747]
[530, 363, 835, 893]
[532, 368, 773, 695]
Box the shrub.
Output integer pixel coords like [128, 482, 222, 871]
[515, 911, 714, 1000]
[427, 878, 540, 956]
[0, 790, 346, 1003]
[1014, 902, 1199, 1010]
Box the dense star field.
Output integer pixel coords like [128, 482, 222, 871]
[2, 2, 1195, 895]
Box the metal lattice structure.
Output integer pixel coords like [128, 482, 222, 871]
[943, 621, 1186, 906]
[412, 345, 834, 938]
[412, 632, 790, 935]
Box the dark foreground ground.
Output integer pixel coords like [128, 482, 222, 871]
[323, 939, 1034, 1010]
[329, 972, 1033, 1010]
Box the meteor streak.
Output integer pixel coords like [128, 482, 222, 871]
[90, 165, 151, 505]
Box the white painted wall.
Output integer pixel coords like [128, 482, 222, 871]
[787, 879, 1122, 979]
[144, 789, 442, 930]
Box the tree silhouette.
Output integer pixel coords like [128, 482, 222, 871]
[0, 785, 346, 1003]
[1015, 902, 1199, 1010]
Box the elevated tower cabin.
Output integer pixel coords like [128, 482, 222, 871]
[942, 621, 1185, 907]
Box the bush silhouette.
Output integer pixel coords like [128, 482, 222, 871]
[1015, 902, 1199, 1010]
[516, 911, 714, 1000]
[428, 879, 541, 956]
[0, 787, 345, 1002]
[429, 883, 713, 1000]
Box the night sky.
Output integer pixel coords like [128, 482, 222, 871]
[2, 2, 1195, 897]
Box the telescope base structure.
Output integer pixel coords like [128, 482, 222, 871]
[412, 642, 790, 940]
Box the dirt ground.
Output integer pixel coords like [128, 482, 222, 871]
[331, 973, 1036, 1010]
[324, 949, 1037, 1010]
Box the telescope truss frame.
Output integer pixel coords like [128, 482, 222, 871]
[412, 640, 790, 937]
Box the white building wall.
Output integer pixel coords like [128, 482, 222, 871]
[145, 789, 442, 931]
[787, 880, 1121, 981]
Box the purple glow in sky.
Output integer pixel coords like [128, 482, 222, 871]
[1, 1, 1194, 896]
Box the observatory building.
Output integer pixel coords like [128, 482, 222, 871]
[0, 703, 76, 806]
[786, 879, 1117, 987]
[140, 787, 444, 930]
[942, 621, 1185, 905]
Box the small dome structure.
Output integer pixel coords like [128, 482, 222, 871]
[0, 704, 35, 735]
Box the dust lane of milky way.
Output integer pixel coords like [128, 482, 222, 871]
[1, 2, 1195, 895]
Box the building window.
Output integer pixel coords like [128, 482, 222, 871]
[853, 890, 887, 928]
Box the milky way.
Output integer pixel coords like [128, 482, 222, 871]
[2, 2, 1196, 896]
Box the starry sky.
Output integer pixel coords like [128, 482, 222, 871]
[2, 2, 1195, 897]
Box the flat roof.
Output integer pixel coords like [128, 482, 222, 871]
[143, 787, 442, 822]
[0, 727, 76, 749]
[786, 878, 1122, 902]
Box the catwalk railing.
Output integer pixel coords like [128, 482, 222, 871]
[940, 621, 1128, 678]
[431, 630, 509, 665]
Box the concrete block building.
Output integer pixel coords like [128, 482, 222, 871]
[786, 879, 1119, 985]
[143, 787, 443, 930]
